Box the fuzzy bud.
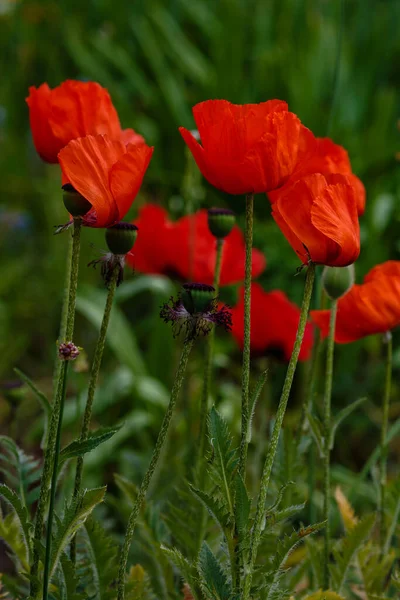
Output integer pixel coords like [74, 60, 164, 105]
[105, 222, 138, 255]
[322, 265, 355, 300]
[58, 341, 80, 361]
[181, 283, 216, 314]
[207, 207, 236, 239]
[62, 184, 92, 217]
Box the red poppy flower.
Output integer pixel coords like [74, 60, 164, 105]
[179, 99, 311, 195]
[58, 134, 153, 228]
[127, 204, 266, 285]
[269, 134, 366, 215]
[230, 283, 314, 361]
[272, 173, 360, 267]
[26, 81, 144, 163]
[311, 261, 400, 343]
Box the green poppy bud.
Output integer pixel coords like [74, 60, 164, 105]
[181, 283, 216, 314]
[62, 183, 92, 217]
[322, 265, 355, 300]
[105, 222, 138, 255]
[207, 207, 236, 238]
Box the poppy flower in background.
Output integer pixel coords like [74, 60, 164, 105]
[311, 261, 400, 343]
[127, 204, 266, 285]
[272, 173, 360, 267]
[269, 134, 366, 215]
[58, 134, 153, 228]
[230, 283, 314, 361]
[179, 99, 313, 195]
[27, 80, 144, 163]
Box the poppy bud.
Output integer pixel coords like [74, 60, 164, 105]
[322, 265, 355, 300]
[62, 183, 92, 217]
[58, 341, 80, 361]
[207, 207, 236, 239]
[105, 222, 138, 255]
[181, 283, 216, 314]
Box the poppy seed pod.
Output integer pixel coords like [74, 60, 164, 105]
[322, 265, 355, 300]
[181, 283, 216, 314]
[207, 207, 236, 239]
[62, 183, 92, 217]
[105, 222, 138, 255]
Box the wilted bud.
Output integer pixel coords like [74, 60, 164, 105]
[207, 207, 235, 239]
[322, 265, 355, 300]
[62, 183, 92, 217]
[105, 222, 138, 255]
[181, 283, 215, 314]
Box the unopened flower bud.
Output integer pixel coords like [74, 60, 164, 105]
[207, 207, 236, 239]
[322, 265, 355, 300]
[181, 283, 216, 314]
[105, 222, 138, 255]
[58, 341, 80, 361]
[62, 184, 92, 217]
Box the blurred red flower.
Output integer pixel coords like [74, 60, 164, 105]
[128, 204, 266, 285]
[27, 80, 144, 163]
[58, 135, 153, 228]
[269, 133, 366, 215]
[179, 99, 312, 195]
[230, 283, 314, 361]
[272, 173, 360, 267]
[311, 261, 400, 343]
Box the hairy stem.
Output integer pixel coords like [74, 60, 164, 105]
[239, 192, 254, 477]
[242, 263, 315, 599]
[31, 218, 81, 599]
[380, 331, 393, 551]
[70, 264, 119, 563]
[116, 337, 195, 600]
[323, 298, 337, 589]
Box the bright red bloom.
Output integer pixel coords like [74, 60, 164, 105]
[58, 135, 153, 228]
[128, 204, 266, 285]
[311, 261, 400, 343]
[269, 133, 366, 215]
[26, 81, 144, 163]
[179, 100, 311, 195]
[230, 283, 314, 361]
[272, 173, 360, 267]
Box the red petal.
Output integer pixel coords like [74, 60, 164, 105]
[26, 84, 61, 163]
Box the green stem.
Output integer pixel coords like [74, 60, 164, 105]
[198, 238, 224, 462]
[239, 192, 254, 478]
[42, 362, 69, 600]
[323, 298, 337, 589]
[116, 337, 195, 600]
[380, 331, 393, 551]
[31, 218, 81, 598]
[70, 264, 119, 564]
[242, 263, 315, 599]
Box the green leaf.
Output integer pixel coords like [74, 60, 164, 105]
[330, 397, 367, 449]
[0, 436, 41, 511]
[306, 410, 324, 457]
[330, 513, 375, 594]
[49, 487, 106, 579]
[304, 592, 345, 600]
[208, 407, 237, 516]
[161, 545, 200, 600]
[0, 483, 32, 565]
[58, 552, 87, 600]
[114, 473, 138, 506]
[234, 474, 250, 541]
[197, 542, 231, 600]
[82, 516, 119, 600]
[189, 485, 231, 532]
[59, 425, 122, 465]
[247, 369, 268, 443]
[14, 368, 51, 448]
[124, 564, 157, 600]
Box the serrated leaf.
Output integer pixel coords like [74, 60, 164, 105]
[82, 516, 119, 600]
[189, 485, 231, 532]
[0, 483, 32, 564]
[208, 407, 237, 516]
[161, 546, 200, 600]
[14, 368, 51, 449]
[124, 564, 157, 600]
[304, 591, 345, 600]
[0, 436, 41, 510]
[114, 473, 138, 506]
[330, 513, 375, 594]
[59, 552, 87, 600]
[306, 410, 324, 457]
[330, 397, 367, 449]
[247, 369, 268, 443]
[234, 474, 250, 539]
[49, 487, 106, 579]
[198, 542, 231, 600]
[59, 425, 122, 465]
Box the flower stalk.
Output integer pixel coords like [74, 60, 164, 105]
[31, 218, 82, 599]
[116, 336, 195, 600]
[322, 298, 338, 589]
[380, 330, 393, 550]
[239, 192, 254, 477]
[242, 262, 315, 599]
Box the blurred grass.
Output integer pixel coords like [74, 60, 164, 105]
[0, 0, 399, 483]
